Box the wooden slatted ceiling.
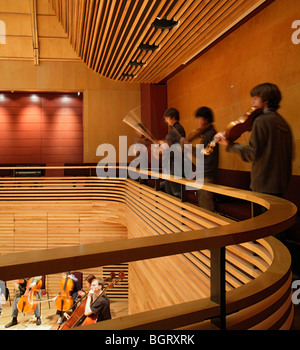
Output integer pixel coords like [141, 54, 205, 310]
[50, 0, 267, 83]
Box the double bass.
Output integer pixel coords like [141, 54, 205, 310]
[17, 277, 42, 314]
[55, 272, 74, 312]
[201, 106, 263, 155]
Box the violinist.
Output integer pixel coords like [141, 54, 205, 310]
[5, 276, 42, 328]
[84, 278, 111, 323]
[161, 108, 186, 199]
[185, 107, 219, 211]
[215, 83, 293, 226]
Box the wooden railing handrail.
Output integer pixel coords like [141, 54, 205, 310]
[0, 167, 296, 279]
[0, 165, 297, 329]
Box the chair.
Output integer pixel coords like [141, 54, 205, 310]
[72, 272, 83, 290]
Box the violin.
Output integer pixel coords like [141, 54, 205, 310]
[17, 277, 42, 314]
[201, 106, 263, 155]
[58, 272, 117, 330]
[55, 272, 74, 312]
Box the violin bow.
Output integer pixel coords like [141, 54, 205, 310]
[123, 107, 156, 143]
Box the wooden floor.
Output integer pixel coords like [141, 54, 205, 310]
[0, 299, 128, 330]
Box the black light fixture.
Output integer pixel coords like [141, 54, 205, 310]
[121, 73, 136, 79]
[128, 60, 146, 67]
[152, 17, 178, 30]
[138, 43, 159, 52]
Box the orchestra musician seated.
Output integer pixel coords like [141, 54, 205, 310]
[77, 274, 96, 298]
[57, 272, 81, 325]
[5, 276, 42, 328]
[84, 278, 111, 324]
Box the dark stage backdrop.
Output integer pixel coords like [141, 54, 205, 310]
[0, 92, 83, 165]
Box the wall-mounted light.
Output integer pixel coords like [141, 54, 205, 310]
[62, 95, 70, 103]
[31, 94, 39, 102]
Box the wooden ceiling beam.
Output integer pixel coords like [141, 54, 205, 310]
[49, 0, 268, 83]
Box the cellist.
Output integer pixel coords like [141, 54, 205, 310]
[84, 278, 111, 324]
[5, 276, 42, 328]
[57, 272, 81, 325]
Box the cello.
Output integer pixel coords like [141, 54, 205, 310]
[201, 106, 263, 155]
[82, 271, 125, 326]
[55, 272, 74, 312]
[17, 277, 42, 314]
[58, 272, 116, 330]
[59, 272, 124, 329]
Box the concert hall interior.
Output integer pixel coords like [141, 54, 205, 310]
[0, 0, 299, 331]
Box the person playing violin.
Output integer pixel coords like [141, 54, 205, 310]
[161, 108, 186, 199]
[215, 83, 293, 226]
[184, 107, 219, 211]
[84, 278, 111, 323]
[5, 276, 42, 328]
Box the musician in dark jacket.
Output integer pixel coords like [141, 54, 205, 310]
[215, 83, 293, 220]
[84, 278, 111, 323]
[162, 108, 186, 198]
[186, 106, 219, 211]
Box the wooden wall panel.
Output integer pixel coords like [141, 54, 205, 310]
[1, 200, 128, 300]
[0, 92, 83, 165]
[140, 83, 168, 141]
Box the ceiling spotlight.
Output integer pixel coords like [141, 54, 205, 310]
[128, 60, 146, 67]
[152, 17, 178, 30]
[121, 73, 136, 79]
[138, 43, 159, 52]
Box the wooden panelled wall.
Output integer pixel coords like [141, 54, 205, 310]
[0, 0, 140, 165]
[166, 0, 300, 176]
[1, 199, 128, 300]
[0, 92, 83, 164]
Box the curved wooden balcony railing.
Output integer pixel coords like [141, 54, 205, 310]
[0, 166, 297, 330]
